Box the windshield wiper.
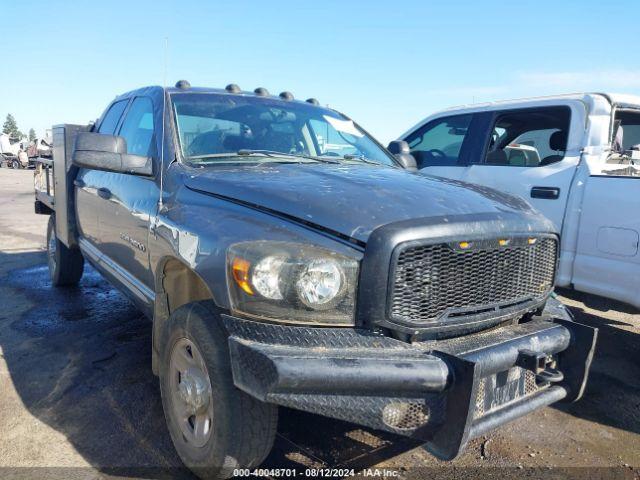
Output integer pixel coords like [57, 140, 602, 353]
[236, 149, 341, 164]
[190, 151, 313, 165]
[342, 154, 382, 165]
[190, 150, 343, 165]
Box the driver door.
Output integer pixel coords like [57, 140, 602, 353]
[406, 103, 586, 232]
[461, 104, 587, 231]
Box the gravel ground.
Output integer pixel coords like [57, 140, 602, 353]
[0, 168, 638, 480]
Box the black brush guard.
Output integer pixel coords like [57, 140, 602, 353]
[223, 302, 597, 460]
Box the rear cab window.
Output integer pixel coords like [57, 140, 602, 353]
[602, 108, 640, 177]
[484, 107, 571, 167]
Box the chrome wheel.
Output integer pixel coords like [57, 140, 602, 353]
[48, 227, 57, 273]
[169, 338, 214, 448]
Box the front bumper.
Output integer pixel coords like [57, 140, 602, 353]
[223, 301, 597, 460]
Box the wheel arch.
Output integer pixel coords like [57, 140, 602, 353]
[152, 255, 219, 375]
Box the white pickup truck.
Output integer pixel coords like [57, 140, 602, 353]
[400, 93, 640, 309]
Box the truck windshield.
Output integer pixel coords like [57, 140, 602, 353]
[170, 92, 396, 167]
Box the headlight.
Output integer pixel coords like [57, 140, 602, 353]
[227, 241, 358, 325]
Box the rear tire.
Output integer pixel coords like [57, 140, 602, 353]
[47, 214, 84, 286]
[159, 301, 278, 479]
[12, 159, 20, 169]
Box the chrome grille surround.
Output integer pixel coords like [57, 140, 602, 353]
[389, 236, 557, 326]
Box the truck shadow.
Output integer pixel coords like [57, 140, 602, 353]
[553, 289, 640, 436]
[0, 251, 418, 478]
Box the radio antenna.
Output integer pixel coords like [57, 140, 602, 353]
[159, 37, 168, 209]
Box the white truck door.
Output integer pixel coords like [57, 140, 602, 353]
[458, 103, 586, 232]
[403, 103, 586, 232]
[572, 108, 640, 308]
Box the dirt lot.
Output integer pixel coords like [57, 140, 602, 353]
[0, 168, 639, 479]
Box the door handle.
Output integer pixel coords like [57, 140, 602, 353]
[97, 187, 112, 200]
[73, 179, 85, 188]
[531, 186, 560, 200]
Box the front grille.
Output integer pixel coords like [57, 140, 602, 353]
[389, 237, 557, 324]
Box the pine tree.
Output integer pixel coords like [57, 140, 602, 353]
[28, 128, 36, 141]
[2, 114, 23, 139]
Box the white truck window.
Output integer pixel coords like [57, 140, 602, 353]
[405, 114, 472, 168]
[613, 110, 640, 151]
[603, 109, 640, 177]
[485, 107, 571, 167]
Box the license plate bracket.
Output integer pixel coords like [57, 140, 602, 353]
[475, 367, 542, 417]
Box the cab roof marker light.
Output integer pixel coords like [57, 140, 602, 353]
[175, 80, 191, 90]
[225, 84, 241, 93]
[254, 87, 270, 96]
[279, 91, 294, 101]
[306, 98, 319, 105]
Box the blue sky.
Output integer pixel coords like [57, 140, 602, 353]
[2, 0, 639, 143]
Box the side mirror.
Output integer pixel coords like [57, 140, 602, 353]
[72, 132, 153, 176]
[388, 140, 417, 171]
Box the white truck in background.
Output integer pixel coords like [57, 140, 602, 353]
[0, 133, 23, 168]
[0, 132, 51, 169]
[400, 93, 640, 309]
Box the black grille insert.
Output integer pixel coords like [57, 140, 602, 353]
[389, 237, 557, 324]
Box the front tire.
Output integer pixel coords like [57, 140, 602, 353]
[12, 159, 21, 169]
[47, 214, 84, 286]
[159, 301, 278, 479]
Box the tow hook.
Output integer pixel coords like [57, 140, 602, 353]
[516, 349, 564, 384]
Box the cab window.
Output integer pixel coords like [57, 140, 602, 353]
[612, 110, 640, 152]
[97, 100, 128, 134]
[485, 107, 571, 167]
[404, 114, 472, 168]
[602, 109, 640, 177]
[117, 97, 155, 157]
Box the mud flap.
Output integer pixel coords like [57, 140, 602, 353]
[554, 318, 598, 402]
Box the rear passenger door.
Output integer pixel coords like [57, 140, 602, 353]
[96, 96, 159, 291]
[572, 108, 640, 308]
[75, 99, 129, 247]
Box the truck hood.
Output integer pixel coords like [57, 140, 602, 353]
[184, 162, 550, 244]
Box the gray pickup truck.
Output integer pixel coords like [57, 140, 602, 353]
[34, 82, 597, 479]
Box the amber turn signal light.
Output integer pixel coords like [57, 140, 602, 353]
[232, 257, 254, 295]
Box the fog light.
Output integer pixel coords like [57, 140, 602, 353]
[382, 402, 430, 430]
